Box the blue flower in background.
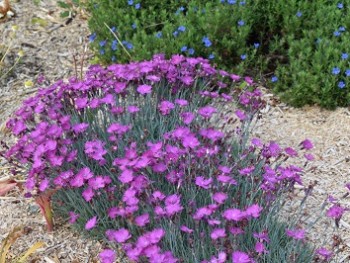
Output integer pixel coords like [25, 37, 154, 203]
[338, 81, 345, 88]
[342, 53, 348, 60]
[332, 67, 341, 75]
[241, 54, 247, 60]
[339, 26, 346, 32]
[111, 26, 117, 32]
[188, 48, 195, 55]
[127, 0, 133, 5]
[173, 31, 179, 37]
[99, 40, 107, 47]
[271, 76, 278, 82]
[155, 32, 162, 38]
[111, 55, 116, 62]
[254, 43, 260, 48]
[208, 54, 215, 60]
[238, 20, 245, 26]
[122, 41, 133, 50]
[135, 3, 140, 9]
[179, 6, 185, 11]
[89, 32, 96, 42]
[132, 23, 137, 29]
[296, 11, 302, 17]
[228, 0, 236, 4]
[240, 1, 246, 5]
[337, 2, 344, 9]
[99, 49, 105, 55]
[111, 40, 118, 51]
[202, 36, 212, 47]
[178, 26, 186, 32]
[181, 46, 188, 52]
[334, 31, 341, 37]
[346, 69, 350, 77]
[220, 0, 225, 3]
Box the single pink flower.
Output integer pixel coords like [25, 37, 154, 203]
[223, 208, 244, 221]
[286, 228, 305, 240]
[137, 84, 152, 95]
[85, 216, 97, 230]
[135, 213, 150, 227]
[69, 211, 79, 224]
[326, 205, 345, 219]
[99, 249, 116, 263]
[180, 225, 193, 233]
[300, 139, 313, 150]
[316, 247, 332, 260]
[232, 251, 251, 263]
[210, 228, 226, 240]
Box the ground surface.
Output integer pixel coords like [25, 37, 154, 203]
[0, 0, 349, 262]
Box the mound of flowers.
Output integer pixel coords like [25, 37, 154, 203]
[4, 54, 334, 262]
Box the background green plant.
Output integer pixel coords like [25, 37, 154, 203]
[83, 0, 350, 109]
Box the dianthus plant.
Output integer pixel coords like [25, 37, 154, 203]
[5, 54, 329, 262]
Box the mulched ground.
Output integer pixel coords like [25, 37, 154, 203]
[0, 1, 349, 262]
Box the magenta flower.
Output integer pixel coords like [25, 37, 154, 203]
[72, 123, 89, 134]
[316, 247, 332, 260]
[181, 112, 195, 125]
[285, 228, 305, 240]
[39, 179, 49, 192]
[88, 176, 108, 190]
[180, 225, 193, 233]
[245, 204, 262, 218]
[82, 187, 94, 202]
[229, 227, 244, 235]
[119, 169, 134, 183]
[304, 153, 314, 161]
[77, 167, 94, 180]
[109, 228, 131, 243]
[12, 120, 26, 135]
[99, 249, 116, 263]
[235, 110, 246, 121]
[326, 205, 345, 219]
[251, 138, 263, 147]
[182, 135, 200, 149]
[68, 211, 79, 224]
[148, 228, 166, 244]
[244, 76, 254, 85]
[137, 84, 152, 95]
[84, 140, 107, 161]
[255, 242, 267, 254]
[210, 228, 226, 240]
[198, 106, 217, 118]
[158, 101, 175, 115]
[300, 139, 313, 150]
[239, 166, 254, 176]
[195, 176, 213, 189]
[232, 251, 251, 263]
[223, 208, 244, 221]
[107, 123, 131, 135]
[165, 194, 183, 216]
[85, 216, 97, 230]
[75, 97, 88, 109]
[135, 213, 150, 227]
[284, 147, 298, 157]
[175, 99, 188, 106]
[127, 105, 140, 113]
[230, 74, 241, 81]
[213, 192, 228, 204]
[70, 173, 84, 188]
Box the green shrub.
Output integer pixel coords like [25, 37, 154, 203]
[85, 0, 350, 109]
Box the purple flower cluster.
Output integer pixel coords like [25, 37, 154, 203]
[4, 54, 338, 262]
